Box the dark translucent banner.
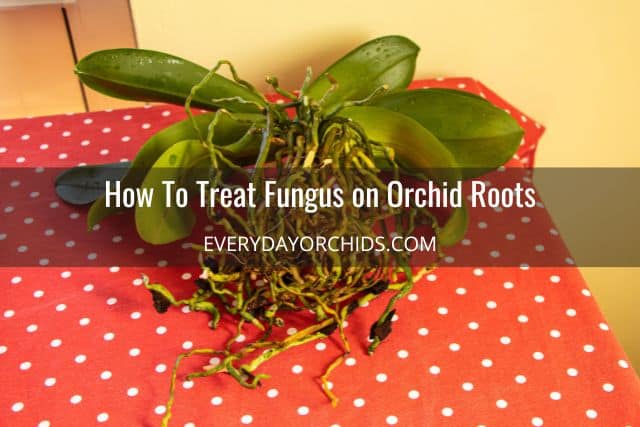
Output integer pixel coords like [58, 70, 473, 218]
[0, 166, 638, 267]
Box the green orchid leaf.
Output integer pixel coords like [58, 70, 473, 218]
[135, 139, 209, 245]
[75, 49, 266, 113]
[55, 161, 130, 205]
[422, 87, 488, 101]
[371, 88, 523, 179]
[336, 106, 461, 185]
[305, 35, 419, 114]
[87, 112, 263, 229]
[439, 202, 469, 247]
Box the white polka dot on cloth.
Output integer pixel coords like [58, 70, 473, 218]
[531, 417, 544, 426]
[386, 415, 399, 425]
[408, 390, 420, 399]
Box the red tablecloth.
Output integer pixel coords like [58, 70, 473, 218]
[1, 78, 638, 427]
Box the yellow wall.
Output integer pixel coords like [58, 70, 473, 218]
[129, 0, 640, 367]
[0, 1, 137, 118]
[0, 6, 85, 117]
